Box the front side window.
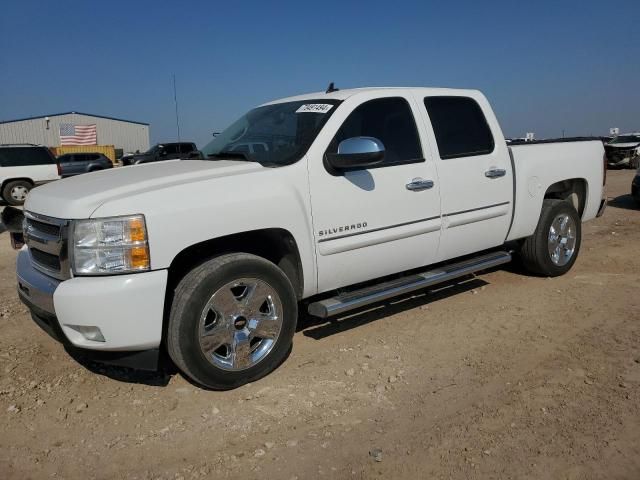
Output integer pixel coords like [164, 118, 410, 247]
[327, 97, 423, 165]
[424, 96, 494, 159]
[0, 147, 55, 166]
[200, 99, 341, 166]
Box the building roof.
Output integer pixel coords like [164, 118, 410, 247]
[0, 111, 149, 126]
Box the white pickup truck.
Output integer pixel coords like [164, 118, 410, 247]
[10, 87, 607, 389]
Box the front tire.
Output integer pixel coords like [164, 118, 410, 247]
[167, 253, 297, 390]
[2, 180, 33, 206]
[519, 199, 581, 277]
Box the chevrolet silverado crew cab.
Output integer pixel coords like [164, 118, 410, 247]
[11, 87, 607, 390]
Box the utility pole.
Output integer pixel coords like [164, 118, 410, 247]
[173, 74, 181, 142]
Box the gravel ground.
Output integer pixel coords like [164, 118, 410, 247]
[0, 170, 639, 480]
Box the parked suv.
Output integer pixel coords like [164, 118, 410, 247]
[57, 153, 113, 177]
[121, 142, 200, 165]
[0, 144, 60, 205]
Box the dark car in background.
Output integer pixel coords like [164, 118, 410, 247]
[57, 152, 113, 177]
[632, 170, 640, 206]
[121, 142, 200, 166]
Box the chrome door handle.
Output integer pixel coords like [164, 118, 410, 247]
[406, 178, 434, 191]
[485, 168, 506, 178]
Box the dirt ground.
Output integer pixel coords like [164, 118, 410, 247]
[0, 170, 639, 480]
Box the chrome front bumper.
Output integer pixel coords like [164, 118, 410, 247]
[16, 249, 60, 316]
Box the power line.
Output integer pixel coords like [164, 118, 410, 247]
[173, 74, 181, 142]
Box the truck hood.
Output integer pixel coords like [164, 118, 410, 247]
[25, 159, 263, 219]
[605, 142, 640, 149]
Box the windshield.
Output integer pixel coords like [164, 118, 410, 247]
[143, 145, 160, 154]
[200, 100, 341, 166]
[610, 135, 640, 144]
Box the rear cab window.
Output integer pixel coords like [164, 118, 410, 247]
[424, 96, 494, 159]
[0, 147, 56, 167]
[327, 97, 423, 167]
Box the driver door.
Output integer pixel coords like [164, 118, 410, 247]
[307, 92, 442, 293]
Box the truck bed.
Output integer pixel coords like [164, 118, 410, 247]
[506, 139, 605, 242]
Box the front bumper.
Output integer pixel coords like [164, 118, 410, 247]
[17, 249, 168, 354]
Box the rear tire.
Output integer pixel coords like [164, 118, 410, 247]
[519, 199, 581, 277]
[167, 253, 297, 390]
[2, 180, 33, 206]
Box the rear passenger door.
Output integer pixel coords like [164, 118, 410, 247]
[417, 94, 513, 262]
[308, 92, 442, 293]
[165, 144, 181, 160]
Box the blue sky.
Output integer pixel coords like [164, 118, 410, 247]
[1, 0, 638, 146]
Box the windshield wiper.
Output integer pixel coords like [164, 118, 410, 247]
[207, 151, 255, 162]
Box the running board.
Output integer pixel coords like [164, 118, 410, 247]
[307, 251, 512, 318]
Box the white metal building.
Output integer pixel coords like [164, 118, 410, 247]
[0, 112, 150, 154]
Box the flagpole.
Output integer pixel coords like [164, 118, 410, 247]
[173, 74, 181, 142]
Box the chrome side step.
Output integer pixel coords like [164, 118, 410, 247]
[307, 251, 511, 318]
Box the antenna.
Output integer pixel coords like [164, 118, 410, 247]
[173, 74, 181, 142]
[326, 82, 339, 94]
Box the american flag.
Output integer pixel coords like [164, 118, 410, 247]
[59, 123, 97, 145]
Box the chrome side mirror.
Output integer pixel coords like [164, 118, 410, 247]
[326, 136, 385, 170]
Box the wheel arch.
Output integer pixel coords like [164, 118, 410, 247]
[1, 177, 35, 190]
[166, 228, 304, 301]
[543, 177, 588, 218]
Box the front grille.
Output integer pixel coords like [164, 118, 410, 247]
[30, 248, 61, 270]
[27, 219, 61, 237]
[605, 147, 635, 161]
[24, 212, 70, 280]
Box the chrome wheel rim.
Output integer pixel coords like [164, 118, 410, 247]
[199, 278, 283, 371]
[11, 185, 28, 201]
[548, 213, 576, 266]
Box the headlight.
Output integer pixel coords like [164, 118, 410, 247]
[72, 215, 150, 275]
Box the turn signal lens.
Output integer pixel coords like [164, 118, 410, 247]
[128, 246, 150, 270]
[128, 217, 146, 243]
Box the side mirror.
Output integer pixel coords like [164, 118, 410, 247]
[1, 207, 25, 250]
[158, 149, 167, 157]
[326, 137, 385, 171]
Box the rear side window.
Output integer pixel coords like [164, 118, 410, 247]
[181, 143, 196, 153]
[424, 96, 494, 159]
[328, 97, 423, 166]
[0, 147, 55, 167]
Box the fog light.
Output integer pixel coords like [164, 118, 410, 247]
[66, 325, 106, 342]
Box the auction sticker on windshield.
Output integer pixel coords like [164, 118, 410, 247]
[296, 104, 334, 114]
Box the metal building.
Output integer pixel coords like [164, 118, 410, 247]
[0, 112, 150, 155]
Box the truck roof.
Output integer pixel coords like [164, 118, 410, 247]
[262, 87, 482, 105]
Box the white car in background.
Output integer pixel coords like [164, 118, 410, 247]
[605, 133, 640, 169]
[0, 144, 60, 205]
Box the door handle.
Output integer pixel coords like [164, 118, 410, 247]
[406, 178, 434, 191]
[485, 168, 506, 179]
